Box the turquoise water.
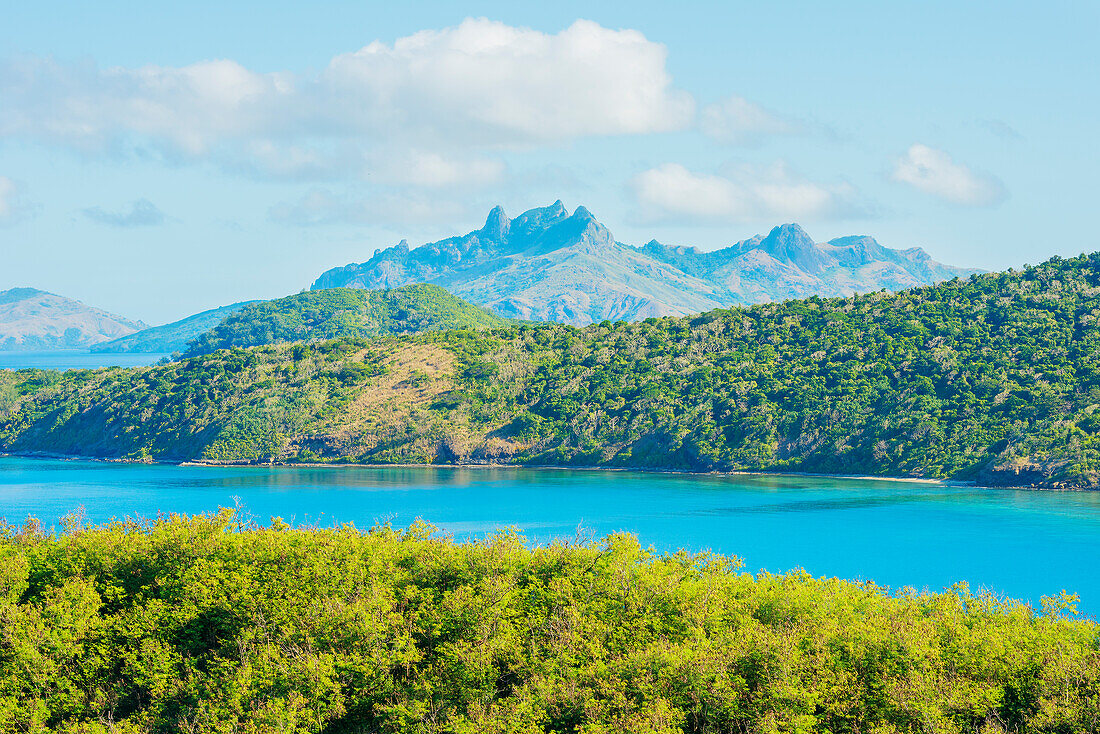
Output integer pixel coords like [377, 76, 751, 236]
[0, 351, 169, 370]
[3, 456, 1100, 615]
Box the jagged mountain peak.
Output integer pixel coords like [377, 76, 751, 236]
[311, 204, 977, 326]
[481, 205, 511, 241]
[823, 235, 889, 267]
[747, 223, 831, 274]
[757, 223, 816, 255]
[767, 222, 813, 240]
[571, 205, 595, 221]
[509, 200, 571, 234]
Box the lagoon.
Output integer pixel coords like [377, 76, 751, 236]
[0, 351, 169, 370]
[3, 456, 1100, 615]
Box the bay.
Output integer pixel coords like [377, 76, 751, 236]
[2, 456, 1099, 616]
[0, 351, 169, 370]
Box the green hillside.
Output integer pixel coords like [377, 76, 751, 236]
[2, 253, 1099, 487]
[2, 512, 1096, 732]
[181, 284, 509, 357]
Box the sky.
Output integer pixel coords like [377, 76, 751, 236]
[0, 0, 1097, 324]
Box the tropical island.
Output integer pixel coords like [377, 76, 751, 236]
[3, 4, 1100, 731]
[1, 251, 1097, 488]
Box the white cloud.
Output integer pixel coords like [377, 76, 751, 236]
[322, 19, 693, 144]
[700, 96, 798, 145]
[366, 150, 506, 188]
[268, 189, 467, 227]
[892, 144, 1005, 206]
[83, 198, 167, 227]
[0, 57, 294, 156]
[0, 19, 693, 181]
[630, 162, 864, 223]
[221, 142, 505, 188]
[979, 119, 1023, 141]
[0, 176, 34, 225]
[0, 177, 18, 219]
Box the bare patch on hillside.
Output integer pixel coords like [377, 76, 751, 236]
[284, 343, 537, 463]
[335, 344, 455, 440]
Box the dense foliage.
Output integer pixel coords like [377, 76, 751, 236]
[1, 512, 1097, 733]
[181, 285, 508, 357]
[0, 339, 387, 462]
[3, 253, 1100, 486]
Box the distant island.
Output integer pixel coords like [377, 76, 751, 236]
[1, 251, 1095, 488]
[0, 287, 145, 350]
[313, 201, 977, 325]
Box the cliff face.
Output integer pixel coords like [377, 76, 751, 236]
[312, 203, 978, 326]
[0, 288, 146, 350]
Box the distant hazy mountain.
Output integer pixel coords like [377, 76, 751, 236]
[312, 202, 978, 325]
[92, 301, 258, 354]
[0, 288, 146, 351]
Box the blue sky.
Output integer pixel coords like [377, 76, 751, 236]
[1, 0, 1097, 323]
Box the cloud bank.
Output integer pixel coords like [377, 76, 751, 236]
[0, 176, 34, 225]
[892, 144, 1005, 206]
[700, 96, 799, 145]
[631, 162, 864, 223]
[268, 189, 467, 227]
[0, 19, 693, 175]
[83, 199, 167, 227]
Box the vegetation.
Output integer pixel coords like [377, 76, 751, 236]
[3, 253, 1100, 486]
[181, 285, 508, 358]
[1, 511, 1097, 733]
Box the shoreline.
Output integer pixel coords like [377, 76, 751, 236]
[1, 450, 1079, 491]
[187, 459, 961, 486]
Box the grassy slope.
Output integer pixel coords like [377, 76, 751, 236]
[1, 513, 1097, 732]
[181, 284, 509, 357]
[2, 253, 1100, 486]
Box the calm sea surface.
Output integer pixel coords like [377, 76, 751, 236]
[0, 351, 168, 370]
[3, 456, 1099, 615]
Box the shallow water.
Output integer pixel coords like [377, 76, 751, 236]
[3, 456, 1099, 615]
[0, 351, 169, 370]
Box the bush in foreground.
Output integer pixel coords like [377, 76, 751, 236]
[1, 512, 1098, 733]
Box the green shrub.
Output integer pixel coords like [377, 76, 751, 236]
[0, 512, 1097, 732]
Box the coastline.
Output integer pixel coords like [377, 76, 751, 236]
[1, 449, 1074, 490]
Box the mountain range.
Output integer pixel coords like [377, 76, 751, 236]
[1, 203, 978, 351]
[312, 201, 977, 325]
[0, 288, 146, 351]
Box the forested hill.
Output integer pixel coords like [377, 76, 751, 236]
[180, 284, 509, 357]
[2, 252, 1099, 487]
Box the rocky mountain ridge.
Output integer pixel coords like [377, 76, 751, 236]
[312, 202, 977, 325]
